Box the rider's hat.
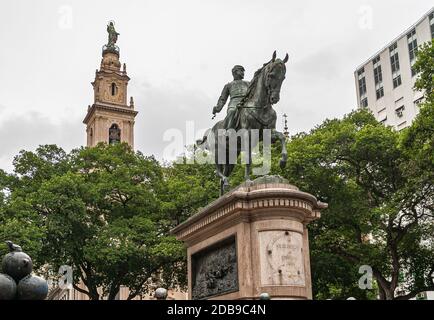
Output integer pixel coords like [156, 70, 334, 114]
[232, 65, 245, 74]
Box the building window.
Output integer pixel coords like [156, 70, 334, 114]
[407, 29, 418, 76]
[358, 70, 368, 106]
[407, 29, 418, 61]
[380, 117, 387, 125]
[376, 86, 384, 100]
[358, 67, 367, 105]
[430, 13, 434, 39]
[373, 56, 380, 65]
[389, 43, 400, 89]
[109, 124, 121, 144]
[374, 65, 383, 84]
[373, 56, 384, 99]
[390, 53, 400, 73]
[391, 42, 402, 89]
[359, 77, 367, 96]
[393, 74, 402, 88]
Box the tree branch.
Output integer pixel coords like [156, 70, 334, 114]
[72, 282, 89, 296]
[394, 285, 434, 300]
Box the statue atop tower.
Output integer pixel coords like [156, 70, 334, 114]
[107, 21, 119, 47]
[102, 21, 120, 56]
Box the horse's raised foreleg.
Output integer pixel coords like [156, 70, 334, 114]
[215, 164, 229, 196]
[272, 129, 287, 169]
[215, 141, 229, 196]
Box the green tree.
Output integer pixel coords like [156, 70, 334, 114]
[270, 108, 434, 300]
[162, 159, 219, 226]
[413, 39, 434, 104]
[1, 143, 185, 300]
[0, 145, 67, 266]
[403, 40, 434, 176]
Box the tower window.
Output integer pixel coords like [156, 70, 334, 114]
[111, 83, 117, 96]
[109, 124, 121, 144]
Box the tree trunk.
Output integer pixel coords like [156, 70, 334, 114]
[375, 276, 395, 300]
[377, 281, 386, 300]
[384, 288, 395, 300]
[108, 284, 120, 300]
[87, 285, 100, 300]
[80, 276, 100, 300]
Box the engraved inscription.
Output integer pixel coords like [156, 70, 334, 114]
[259, 230, 305, 286]
[191, 236, 238, 300]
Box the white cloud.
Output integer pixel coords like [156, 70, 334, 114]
[134, 79, 214, 162]
[0, 111, 83, 172]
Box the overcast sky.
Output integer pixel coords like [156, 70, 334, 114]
[0, 0, 432, 172]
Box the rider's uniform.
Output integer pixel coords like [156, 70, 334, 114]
[214, 79, 250, 130]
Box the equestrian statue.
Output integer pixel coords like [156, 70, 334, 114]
[197, 51, 289, 195]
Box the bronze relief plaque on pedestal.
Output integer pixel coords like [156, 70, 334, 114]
[191, 236, 238, 300]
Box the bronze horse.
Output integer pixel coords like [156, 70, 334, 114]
[197, 51, 289, 195]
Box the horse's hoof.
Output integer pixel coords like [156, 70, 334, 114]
[223, 179, 230, 189]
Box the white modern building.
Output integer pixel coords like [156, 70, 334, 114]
[354, 8, 434, 301]
[355, 8, 434, 130]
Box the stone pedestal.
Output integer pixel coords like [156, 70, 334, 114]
[171, 176, 327, 300]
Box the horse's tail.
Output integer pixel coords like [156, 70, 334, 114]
[196, 136, 207, 147]
[196, 129, 211, 150]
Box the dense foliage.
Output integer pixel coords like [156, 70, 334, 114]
[0, 144, 187, 300]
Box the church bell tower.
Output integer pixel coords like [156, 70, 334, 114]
[83, 21, 138, 148]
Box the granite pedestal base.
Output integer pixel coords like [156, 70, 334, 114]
[171, 176, 327, 300]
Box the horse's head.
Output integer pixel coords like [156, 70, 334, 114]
[264, 51, 289, 105]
